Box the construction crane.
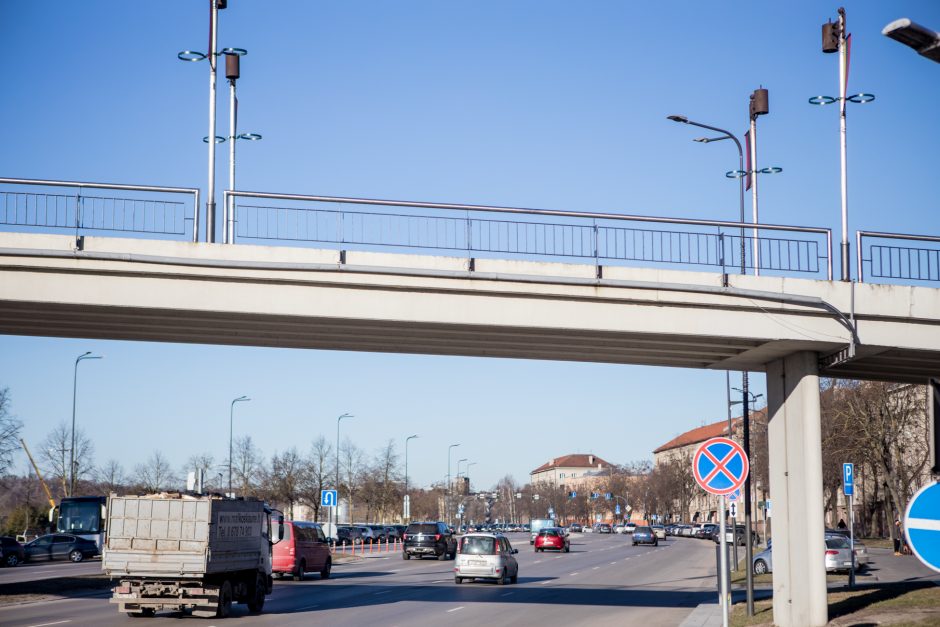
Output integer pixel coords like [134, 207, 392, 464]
[20, 438, 57, 510]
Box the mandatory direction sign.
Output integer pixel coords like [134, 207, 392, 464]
[693, 437, 749, 496]
[321, 489, 338, 508]
[905, 482, 940, 573]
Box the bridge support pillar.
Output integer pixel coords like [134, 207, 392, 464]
[766, 351, 827, 627]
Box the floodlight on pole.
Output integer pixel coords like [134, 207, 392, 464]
[228, 395, 250, 494]
[883, 18, 940, 63]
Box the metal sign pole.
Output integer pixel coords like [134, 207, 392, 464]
[849, 492, 856, 587]
[719, 497, 729, 627]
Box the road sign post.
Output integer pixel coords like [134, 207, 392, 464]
[843, 463, 855, 587]
[693, 437, 750, 627]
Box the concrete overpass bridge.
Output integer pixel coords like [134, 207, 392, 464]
[2, 179, 939, 626]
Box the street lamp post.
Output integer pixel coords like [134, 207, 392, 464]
[228, 395, 250, 495]
[733, 386, 763, 616]
[70, 351, 102, 497]
[335, 413, 353, 529]
[447, 444, 460, 526]
[404, 434, 418, 522]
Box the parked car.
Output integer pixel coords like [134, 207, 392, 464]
[335, 526, 363, 545]
[696, 524, 718, 539]
[534, 527, 570, 552]
[1, 536, 25, 567]
[596, 523, 613, 534]
[455, 533, 519, 585]
[752, 537, 859, 575]
[825, 530, 868, 569]
[568, 523, 583, 533]
[613, 524, 625, 534]
[632, 526, 658, 546]
[715, 525, 760, 546]
[402, 521, 456, 560]
[651, 524, 666, 540]
[23, 534, 98, 562]
[356, 526, 377, 544]
[273, 521, 332, 580]
[624, 523, 637, 534]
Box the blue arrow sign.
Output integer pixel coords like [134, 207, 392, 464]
[615, 504, 621, 515]
[905, 482, 940, 573]
[321, 489, 338, 507]
[693, 437, 749, 496]
[843, 463, 854, 496]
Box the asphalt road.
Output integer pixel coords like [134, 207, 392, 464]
[0, 558, 102, 585]
[0, 533, 720, 626]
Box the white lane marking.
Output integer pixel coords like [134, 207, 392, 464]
[554, 556, 562, 559]
[539, 580, 550, 585]
[431, 579, 450, 583]
[296, 604, 320, 611]
[592, 566, 600, 570]
[907, 517, 940, 532]
[610, 561, 617, 565]
[447, 606, 465, 613]
[373, 590, 392, 595]
[570, 572, 579, 576]
[500, 592, 514, 597]
[26, 622, 71, 627]
[533, 560, 542, 564]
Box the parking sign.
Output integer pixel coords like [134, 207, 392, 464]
[843, 463, 854, 496]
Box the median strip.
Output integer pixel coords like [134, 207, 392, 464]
[446, 606, 465, 613]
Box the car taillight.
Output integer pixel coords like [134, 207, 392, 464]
[435, 534, 441, 541]
[825, 550, 839, 555]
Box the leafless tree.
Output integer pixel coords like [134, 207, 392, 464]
[38, 423, 94, 497]
[231, 435, 263, 496]
[94, 459, 127, 494]
[302, 436, 333, 521]
[0, 388, 23, 477]
[183, 452, 217, 490]
[339, 439, 365, 520]
[133, 451, 177, 493]
[261, 448, 306, 519]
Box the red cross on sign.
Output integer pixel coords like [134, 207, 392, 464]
[692, 437, 749, 496]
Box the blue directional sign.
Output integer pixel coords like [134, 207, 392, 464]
[843, 463, 855, 496]
[693, 437, 749, 496]
[615, 504, 621, 515]
[905, 482, 940, 573]
[321, 489, 338, 507]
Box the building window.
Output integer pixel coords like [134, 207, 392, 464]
[559, 473, 566, 479]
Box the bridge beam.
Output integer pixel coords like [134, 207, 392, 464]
[767, 351, 828, 627]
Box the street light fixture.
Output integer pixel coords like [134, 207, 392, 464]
[447, 444, 461, 526]
[70, 351, 102, 497]
[404, 434, 418, 522]
[883, 18, 940, 63]
[228, 395, 250, 494]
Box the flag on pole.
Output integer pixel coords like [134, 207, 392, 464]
[842, 33, 852, 114]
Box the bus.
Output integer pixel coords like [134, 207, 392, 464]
[53, 496, 108, 550]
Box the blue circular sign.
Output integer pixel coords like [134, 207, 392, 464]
[905, 482, 940, 573]
[693, 437, 749, 496]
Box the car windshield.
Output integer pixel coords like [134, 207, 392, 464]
[460, 536, 496, 554]
[636, 526, 652, 534]
[826, 537, 850, 549]
[539, 529, 559, 537]
[407, 524, 439, 534]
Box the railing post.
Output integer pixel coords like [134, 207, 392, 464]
[855, 231, 864, 283]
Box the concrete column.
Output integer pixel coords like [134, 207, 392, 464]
[766, 351, 827, 627]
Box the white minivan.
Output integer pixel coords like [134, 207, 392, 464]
[454, 533, 519, 585]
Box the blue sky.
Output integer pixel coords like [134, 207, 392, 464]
[1, 1, 938, 491]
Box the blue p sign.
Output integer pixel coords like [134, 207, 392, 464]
[843, 463, 854, 496]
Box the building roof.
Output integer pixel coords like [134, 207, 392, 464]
[530, 453, 613, 475]
[653, 418, 738, 454]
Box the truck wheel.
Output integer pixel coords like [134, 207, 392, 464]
[247, 574, 266, 613]
[216, 580, 233, 618]
[320, 558, 332, 579]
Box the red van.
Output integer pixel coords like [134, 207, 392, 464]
[272, 521, 332, 580]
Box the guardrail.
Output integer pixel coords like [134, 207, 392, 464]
[856, 230, 940, 284]
[0, 178, 201, 243]
[225, 190, 834, 280]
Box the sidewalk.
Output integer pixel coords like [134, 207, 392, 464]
[679, 546, 937, 626]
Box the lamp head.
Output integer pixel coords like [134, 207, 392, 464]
[667, 115, 689, 124]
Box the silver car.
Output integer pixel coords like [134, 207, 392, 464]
[454, 533, 519, 585]
[752, 537, 858, 575]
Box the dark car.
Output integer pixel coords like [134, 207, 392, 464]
[1, 536, 25, 567]
[632, 526, 658, 546]
[334, 526, 363, 546]
[24, 534, 99, 562]
[596, 523, 613, 534]
[402, 521, 456, 560]
[568, 523, 583, 533]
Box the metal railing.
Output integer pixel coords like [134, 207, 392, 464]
[857, 230, 940, 284]
[225, 190, 833, 280]
[0, 178, 200, 242]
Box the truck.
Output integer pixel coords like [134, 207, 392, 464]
[102, 493, 282, 618]
[529, 517, 556, 544]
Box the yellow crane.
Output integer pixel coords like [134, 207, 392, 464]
[20, 438, 57, 510]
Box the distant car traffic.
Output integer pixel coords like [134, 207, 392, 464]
[568, 523, 583, 533]
[632, 526, 658, 546]
[596, 523, 612, 534]
[624, 523, 637, 534]
[403, 522, 456, 560]
[534, 527, 570, 553]
[455, 533, 519, 585]
[1, 536, 25, 567]
[23, 534, 98, 562]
